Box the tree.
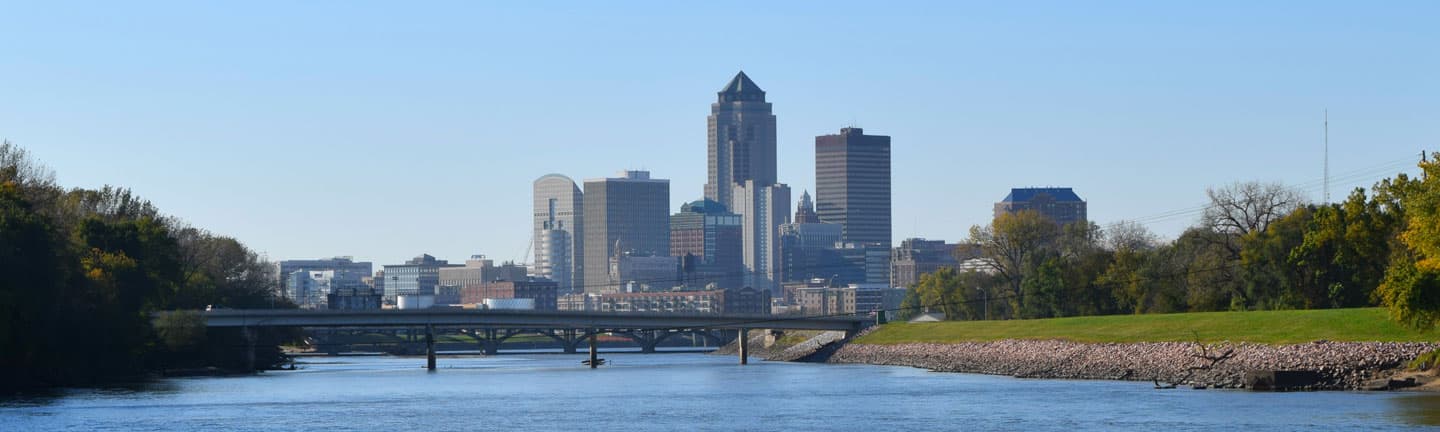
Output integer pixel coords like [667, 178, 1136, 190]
[1202, 181, 1307, 239]
[1237, 207, 1311, 310]
[1020, 259, 1065, 319]
[1377, 155, 1440, 330]
[1105, 220, 1159, 252]
[969, 211, 1058, 311]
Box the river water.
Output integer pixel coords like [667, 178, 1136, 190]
[3, 353, 1439, 431]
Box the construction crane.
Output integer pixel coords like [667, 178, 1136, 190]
[515, 232, 535, 268]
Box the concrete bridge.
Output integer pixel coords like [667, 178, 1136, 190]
[163, 308, 871, 370]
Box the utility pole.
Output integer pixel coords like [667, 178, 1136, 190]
[1323, 109, 1330, 203]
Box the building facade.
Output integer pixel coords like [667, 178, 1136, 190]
[610, 253, 681, 292]
[533, 174, 584, 293]
[670, 199, 744, 289]
[776, 193, 853, 285]
[704, 71, 777, 207]
[815, 127, 892, 249]
[459, 278, 559, 311]
[890, 238, 961, 289]
[993, 187, 1088, 226]
[381, 254, 459, 305]
[582, 170, 671, 294]
[437, 255, 528, 305]
[276, 257, 373, 305]
[732, 180, 790, 294]
[587, 287, 771, 315]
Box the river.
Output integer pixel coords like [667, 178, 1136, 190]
[3, 353, 1439, 431]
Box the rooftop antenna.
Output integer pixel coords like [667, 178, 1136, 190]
[1323, 109, 1330, 203]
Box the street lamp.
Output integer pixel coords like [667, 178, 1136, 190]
[977, 286, 988, 321]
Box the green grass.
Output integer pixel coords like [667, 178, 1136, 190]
[860, 308, 1436, 345]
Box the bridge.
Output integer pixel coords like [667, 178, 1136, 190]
[163, 309, 872, 370]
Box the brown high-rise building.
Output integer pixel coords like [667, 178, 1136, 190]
[815, 127, 892, 249]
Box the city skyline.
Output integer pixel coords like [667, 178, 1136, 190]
[5, 2, 1436, 266]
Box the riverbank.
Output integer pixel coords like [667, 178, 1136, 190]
[824, 338, 1438, 390]
[859, 308, 1434, 345]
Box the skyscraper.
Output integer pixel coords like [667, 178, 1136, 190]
[732, 180, 790, 293]
[815, 127, 892, 248]
[704, 71, 777, 207]
[583, 170, 671, 294]
[533, 174, 583, 293]
[994, 187, 1088, 226]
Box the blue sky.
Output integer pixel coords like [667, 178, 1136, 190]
[3, 1, 1436, 266]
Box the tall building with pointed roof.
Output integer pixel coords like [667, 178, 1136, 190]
[705, 71, 777, 207]
[794, 190, 820, 224]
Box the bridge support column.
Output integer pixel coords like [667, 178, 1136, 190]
[562, 329, 579, 354]
[477, 329, 500, 356]
[738, 328, 749, 365]
[588, 330, 599, 369]
[243, 327, 257, 372]
[425, 324, 436, 371]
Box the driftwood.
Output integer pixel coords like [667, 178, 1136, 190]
[1155, 333, 1236, 389]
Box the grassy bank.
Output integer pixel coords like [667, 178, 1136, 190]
[859, 308, 1435, 345]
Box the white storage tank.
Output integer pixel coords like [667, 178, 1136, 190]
[397, 294, 435, 310]
[482, 298, 535, 310]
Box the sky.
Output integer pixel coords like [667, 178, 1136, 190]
[2, 1, 1437, 267]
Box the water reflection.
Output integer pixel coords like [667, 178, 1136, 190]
[1390, 393, 1440, 426]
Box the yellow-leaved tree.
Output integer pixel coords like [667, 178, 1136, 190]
[1377, 153, 1440, 330]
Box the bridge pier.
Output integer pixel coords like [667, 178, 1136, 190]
[475, 329, 501, 356]
[425, 324, 436, 371]
[588, 330, 599, 369]
[562, 329, 580, 354]
[738, 328, 749, 365]
[242, 327, 257, 372]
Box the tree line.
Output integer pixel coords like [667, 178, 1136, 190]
[0, 141, 295, 391]
[900, 155, 1440, 332]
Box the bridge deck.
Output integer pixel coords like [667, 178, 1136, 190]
[180, 309, 868, 332]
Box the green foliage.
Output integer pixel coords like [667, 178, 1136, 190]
[1020, 259, 1064, 319]
[1408, 349, 1440, 371]
[0, 141, 290, 390]
[910, 267, 994, 321]
[1376, 155, 1440, 331]
[156, 311, 207, 350]
[1239, 207, 1311, 310]
[1377, 257, 1440, 330]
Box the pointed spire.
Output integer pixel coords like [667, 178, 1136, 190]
[717, 71, 765, 103]
[794, 190, 819, 224]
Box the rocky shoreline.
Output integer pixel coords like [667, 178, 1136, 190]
[822, 339, 1440, 390]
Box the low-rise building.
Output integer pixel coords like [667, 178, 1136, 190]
[438, 255, 528, 305]
[460, 278, 559, 311]
[796, 285, 856, 316]
[890, 238, 963, 289]
[381, 254, 461, 305]
[584, 287, 771, 315]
